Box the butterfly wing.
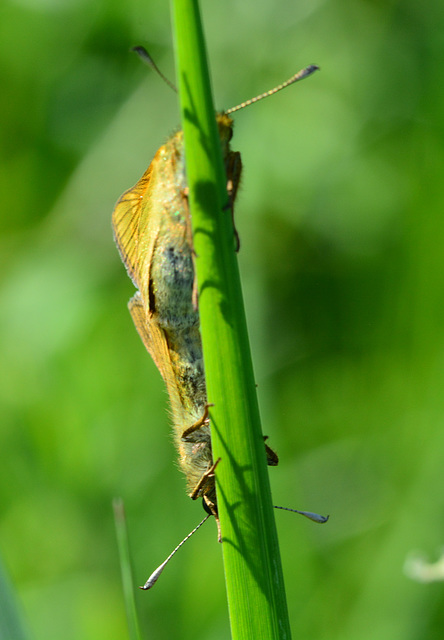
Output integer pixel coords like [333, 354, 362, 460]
[112, 136, 192, 324]
[112, 160, 160, 311]
[128, 292, 185, 425]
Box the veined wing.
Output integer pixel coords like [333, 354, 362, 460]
[128, 292, 186, 426]
[112, 158, 160, 310]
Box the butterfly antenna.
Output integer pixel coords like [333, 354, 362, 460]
[140, 514, 210, 590]
[132, 46, 178, 93]
[226, 64, 319, 115]
[274, 505, 329, 524]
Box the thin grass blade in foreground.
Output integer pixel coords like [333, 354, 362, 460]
[0, 555, 31, 640]
[172, 1, 292, 638]
[113, 498, 142, 640]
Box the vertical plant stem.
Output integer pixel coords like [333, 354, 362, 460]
[113, 499, 142, 640]
[171, 1, 292, 638]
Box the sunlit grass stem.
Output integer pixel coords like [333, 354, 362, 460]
[172, 1, 292, 638]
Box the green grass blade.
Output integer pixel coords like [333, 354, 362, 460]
[113, 498, 142, 640]
[171, 2, 292, 638]
[0, 555, 31, 640]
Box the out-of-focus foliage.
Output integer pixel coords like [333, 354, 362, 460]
[1, 1, 444, 639]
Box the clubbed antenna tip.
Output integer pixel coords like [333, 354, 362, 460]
[225, 64, 320, 115]
[140, 514, 210, 590]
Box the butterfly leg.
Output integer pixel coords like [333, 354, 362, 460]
[190, 458, 222, 543]
[203, 494, 222, 543]
[181, 403, 214, 440]
[225, 150, 242, 252]
[263, 436, 279, 466]
[190, 457, 221, 501]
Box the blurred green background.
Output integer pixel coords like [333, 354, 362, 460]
[1, 0, 444, 638]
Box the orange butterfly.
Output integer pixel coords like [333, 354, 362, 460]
[112, 113, 247, 538]
[112, 108, 279, 538]
[112, 58, 325, 589]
